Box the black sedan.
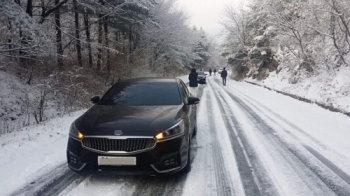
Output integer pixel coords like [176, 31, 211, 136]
[197, 71, 207, 84]
[67, 78, 199, 175]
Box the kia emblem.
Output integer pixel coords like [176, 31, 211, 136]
[114, 130, 123, 135]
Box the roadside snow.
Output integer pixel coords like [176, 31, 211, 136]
[248, 67, 350, 113]
[182, 88, 219, 196]
[0, 110, 85, 196]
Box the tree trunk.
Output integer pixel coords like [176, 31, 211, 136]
[55, 0, 63, 68]
[7, 19, 12, 54]
[129, 26, 133, 53]
[330, 15, 346, 65]
[83, 13, 93, 68]
[73, 0, 82, 67]
[55, 0, 63, 69]
[115, 32, 119, 50]
[26, 0, 33, 17]
[14, 0, 27, 69]
[97, 15, 103, 71]
[104, 17, 110, 73]
[122, 32, 126, 54]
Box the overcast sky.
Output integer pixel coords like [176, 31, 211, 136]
[176, 0, 244, 38]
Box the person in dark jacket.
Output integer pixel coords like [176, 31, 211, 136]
[214, 69, 217, 75]
[221, 67, 228, 86]
[209, 68, 212, 76]
[188, 68, 198, 96]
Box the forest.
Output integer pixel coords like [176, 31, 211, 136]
[0, 0, 212, 132]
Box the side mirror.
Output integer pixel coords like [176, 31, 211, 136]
[187, 97, 200, 105]
[91, 96, 100, 104]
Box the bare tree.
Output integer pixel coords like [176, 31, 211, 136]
[83, 12, 93, 68]
[97, 14, 103, 71]
[104, 17, 111, 73]
[222, 5, 249, 49]
[73, 0, 82, 67]
[55, 0, 63, 68]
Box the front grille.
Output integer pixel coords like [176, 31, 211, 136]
[82, 137, 156, 152]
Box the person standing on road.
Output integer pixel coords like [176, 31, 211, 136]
[214, 69, 217, 75]
[188, 68, 198, 97]
[221, 67, 228, 86]
[209, 68, 212, 76]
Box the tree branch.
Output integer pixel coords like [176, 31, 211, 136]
[39, 0, 69, 24]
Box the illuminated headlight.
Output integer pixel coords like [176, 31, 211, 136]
[69, 122, 84, 140]
[155, 120, 185, 140]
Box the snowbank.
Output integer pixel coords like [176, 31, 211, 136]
[247, 67, 350, 113]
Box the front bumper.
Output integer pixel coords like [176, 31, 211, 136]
[67, 135, 189, 175]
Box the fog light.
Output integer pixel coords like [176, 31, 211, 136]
[68, 151, 82, 165]
[163, 157, 178, 166]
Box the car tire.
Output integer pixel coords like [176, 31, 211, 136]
[183, 139, 191, 173]
[192, 121, 197, 137]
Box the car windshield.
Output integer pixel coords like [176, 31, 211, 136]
[98, 82, 182, 106]
[197, 71, 205, 75]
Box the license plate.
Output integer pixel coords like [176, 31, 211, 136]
[98, 156, 136, 166]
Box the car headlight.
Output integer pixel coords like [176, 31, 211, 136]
[69, 123, 84, 140]
[155, 120, 185, 140]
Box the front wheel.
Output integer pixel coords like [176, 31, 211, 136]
[183, 139, 191, 173]
[192, 121, 197, 137]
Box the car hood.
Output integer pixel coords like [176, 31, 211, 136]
[198, 75, 206, 79]
[75, 105, 184, 136]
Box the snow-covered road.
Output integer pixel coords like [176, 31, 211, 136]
[3, 75, 350, 196]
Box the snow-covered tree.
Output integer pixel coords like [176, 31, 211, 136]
[221, 0, 350, 81]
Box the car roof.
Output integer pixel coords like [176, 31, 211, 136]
[118, 77, 178, 84]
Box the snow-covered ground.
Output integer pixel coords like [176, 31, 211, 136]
[0, 70, 66, 134]
[1, 75, 350, 196]
[247, 67, 350, 113]
[0, 110, 85, 196]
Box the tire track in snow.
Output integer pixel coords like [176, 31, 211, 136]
[209, 79, 280, 196]
[182, 87, 219, 196]
[223, 80, 350, 187]
[212, 79, 350, 196]
[12, 164, 185, 196]
[213, 92, 279, 196]
[131, 174, 187, 196]
[224, 81, 338, 152]
[205, 91, 235, 196]
[10, 163, 85, 196]
[208, 81, 262, 196]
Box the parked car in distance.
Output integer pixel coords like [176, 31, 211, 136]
[218, 68, 230, 74]
[197, 71, 207, 84]
[67, 78, 199, 175]
[218, 68, 223, 74]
